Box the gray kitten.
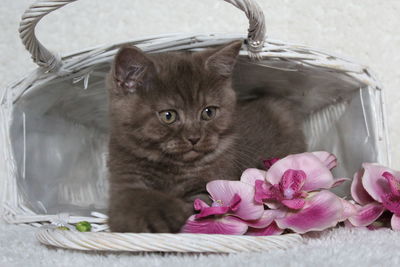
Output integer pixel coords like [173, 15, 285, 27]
[107, 41, 306, 233]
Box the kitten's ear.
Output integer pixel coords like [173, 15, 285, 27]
[204, 40, 242, 78]
[111, 45, 155, 95]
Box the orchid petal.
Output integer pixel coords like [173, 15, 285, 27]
[344, 219, 373, 230]
[195, 206, 230, 219]
[245, 209, 286, 228]
[206, 180, 264, 220]
[311, 151, 337, 170]
[181, 215, 248, 235]
[194, 199, 210, 211]
[263, 158, 280, 169]
[275, 191, 343, 234]
[246, 222, 284, 236]
[254, 180, 266, 204]
[382, 172, 400, 197]
[240, 168, 267, 186]
[332, 178, 350, 188]
[267, 153, 334, 191]
[391, 214, 400, 231]
[344, 220, 359, 229]
[229, 194, 242, 211]
[361, 163, 394, 203]
[281, 198, 306, 210]
[279, 169, 306, 194]
[254, 180, 279, 204]
[381, 193, 400, 215]
[348, 202, 385, 227]
[339, 199, 358, 222]
[351, 169, 374, 205]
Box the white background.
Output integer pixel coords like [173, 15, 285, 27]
[1, 0, 399, 167]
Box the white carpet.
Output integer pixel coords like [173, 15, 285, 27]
[1, 0, 400, 265]
[1, 224, 400, 267]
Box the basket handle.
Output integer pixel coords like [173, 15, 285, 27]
[19, 0, 266, 72]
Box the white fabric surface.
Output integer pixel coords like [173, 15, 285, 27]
[1, 0, 400, 265]
[1, 224, 400, 267]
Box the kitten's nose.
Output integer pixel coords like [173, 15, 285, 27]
[188, 137, 200, 145]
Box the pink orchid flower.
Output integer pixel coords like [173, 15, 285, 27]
[349, 163, 400, 231]
[263, 158, 280, 169]
[245, 209, 286, 236]
[240, 152, 348, 234]
[181, 180, 269, 235]
[262, 152, 337, 171]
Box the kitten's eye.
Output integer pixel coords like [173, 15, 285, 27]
[158, 110, 178, 124]
[201, 107, 217, 121]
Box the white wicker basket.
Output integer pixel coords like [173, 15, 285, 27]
[0, 0, 389, 252]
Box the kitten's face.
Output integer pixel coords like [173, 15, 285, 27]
[109, 41, 242, 163]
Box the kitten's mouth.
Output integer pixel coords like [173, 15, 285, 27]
[182, 145, 218, 161]
[182, 150, 203, 161]
[165, 145, 216, 163]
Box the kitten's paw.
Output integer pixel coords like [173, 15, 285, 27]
[140, 199, 191, 233]
[108, 190, 192, 233]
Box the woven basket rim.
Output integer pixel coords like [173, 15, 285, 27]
[5, 32, 382, 101]
[36, 228, 304, 253]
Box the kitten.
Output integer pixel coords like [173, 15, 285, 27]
[107, 41, 306, 233]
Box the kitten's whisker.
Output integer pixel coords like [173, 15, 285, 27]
[219, 149, 246, 173]
[224, 146, 255, 162]
[222, 147, 260, 171]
